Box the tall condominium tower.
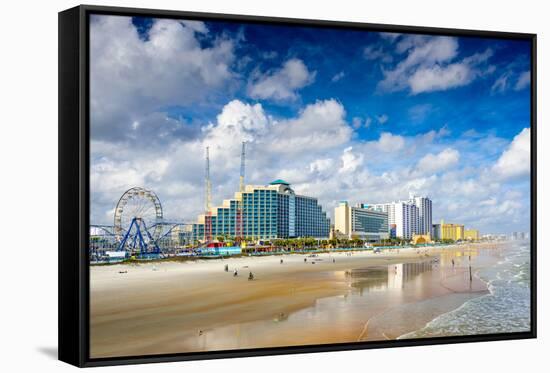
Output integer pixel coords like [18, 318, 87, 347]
[369, 195, 432, 240]
[410, 195, 433, 236]
[393, 201, 418, 239]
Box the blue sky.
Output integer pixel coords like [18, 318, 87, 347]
[90, 15, 532, 234]
[132, 17, 530, 141]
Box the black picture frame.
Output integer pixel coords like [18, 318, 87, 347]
[58, 4, 537, 368]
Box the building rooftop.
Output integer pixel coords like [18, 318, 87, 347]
[269, 179, 290, 185]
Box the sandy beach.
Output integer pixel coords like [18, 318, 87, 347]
[90, 243, 504, 358]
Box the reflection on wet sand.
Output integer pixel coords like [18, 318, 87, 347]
[175, 258, 485, 351]
[347, 260, 435, 293]
[90, 244, 503, 357]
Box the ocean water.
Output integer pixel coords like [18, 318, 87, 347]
[399, 242, 531, 339]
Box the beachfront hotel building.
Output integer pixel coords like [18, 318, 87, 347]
[464, 228, 480, 241]
[368, 195, 432, 240]
[411, 196, 433, 236]
[432, 220, 465, 241]
[370, 202, 413, 239]
[192, 180, 330, 241]
[395, 201, 418, 239]
[334, 201, 389, 241]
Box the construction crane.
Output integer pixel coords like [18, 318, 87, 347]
[205, 146, 212, 243]
[236, 142, 246, 241]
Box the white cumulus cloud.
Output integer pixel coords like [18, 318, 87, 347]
[205, 100, 271, 152]
[492, 128, 530, 180]
[377, 35, 493, 94]
[268, 99, 352, 154]
[339, 147, 364, 173]
[416, 148, 460, 175]
[409, 63, 473, 94]
[376, 132, 405, 152]
[247, 58, 316, 101]
[90, 15, 236, 142]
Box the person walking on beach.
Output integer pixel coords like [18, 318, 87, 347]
[224, 264, 228, 272]
[452, 259, 455, 268]
[304, 258, 307, 263]
[234, 269, 238, 277]
[280, 259, 283, 264]
[248, 271, 254, 281]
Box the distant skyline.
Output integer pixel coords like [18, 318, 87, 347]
[90, 14, 531, 234]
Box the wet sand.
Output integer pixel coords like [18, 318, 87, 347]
[90, 243, 502, 358]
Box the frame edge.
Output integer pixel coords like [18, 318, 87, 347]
[58, 4, 537, 367]
[58, 5, 86, 368]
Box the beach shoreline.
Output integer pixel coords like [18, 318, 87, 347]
[90, 242, 504, 358]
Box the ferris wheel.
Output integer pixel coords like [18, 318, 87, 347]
[113, 187, 163, 242]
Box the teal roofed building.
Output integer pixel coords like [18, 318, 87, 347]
[192, 180, 330, 241]
[269, 179, 290, 185]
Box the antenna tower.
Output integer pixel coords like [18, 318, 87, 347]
[236, 142, 246, 241]
[205, 147, 212, 243]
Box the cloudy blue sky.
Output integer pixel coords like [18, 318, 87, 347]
[89, 14, 532, 234]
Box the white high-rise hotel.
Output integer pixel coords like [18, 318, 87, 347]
[370, 194, 432, 240]
[412, 195, 433, 236]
